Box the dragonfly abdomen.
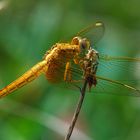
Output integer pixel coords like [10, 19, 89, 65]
[0, 60, 47, 98]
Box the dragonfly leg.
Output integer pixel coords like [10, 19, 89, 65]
[73, 57, 79, 64]
[64, 62, 82, 83]
[64, 62, 72, 81]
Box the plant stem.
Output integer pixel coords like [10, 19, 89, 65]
[64, 80, 88, 140]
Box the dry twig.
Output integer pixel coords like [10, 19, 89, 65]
[64, 79, 88, 140]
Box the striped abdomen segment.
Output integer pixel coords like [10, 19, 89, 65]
[0, 60, 47, 98]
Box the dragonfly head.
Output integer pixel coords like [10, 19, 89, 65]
[71, 36, 90, 56]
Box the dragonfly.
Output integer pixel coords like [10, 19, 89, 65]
[0, 22, 140, 98]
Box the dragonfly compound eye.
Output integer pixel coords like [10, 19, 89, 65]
[71, 37, 90, 50]
[79, 38, 90, 50]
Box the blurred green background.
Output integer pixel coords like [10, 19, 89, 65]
[0, 0, 140, 140]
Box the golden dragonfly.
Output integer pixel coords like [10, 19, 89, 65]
[0, 22, 140, 98]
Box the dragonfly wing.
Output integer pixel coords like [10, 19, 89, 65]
[92, 76, 140, 97]
[76, 21, 105, 47]
[90, 54, 140, 96]
[60, 75, 140, 97]
[98, 54, 140, 77]
[100, 54, 140, 62]
[64, 54, 140, 96]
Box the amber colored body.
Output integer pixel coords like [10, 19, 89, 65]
[0, 43, 80, 98]
[45, 43, 80, 82]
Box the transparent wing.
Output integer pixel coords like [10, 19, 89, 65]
[76, 21, 105, 46]
[98, 54, 140, 79]
[93, 76, 140, 97]
[91, 54, 140, 96]
[49, 54, 140, 97]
